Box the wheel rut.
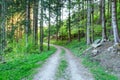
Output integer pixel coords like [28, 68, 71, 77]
[33, 45, 94, 80]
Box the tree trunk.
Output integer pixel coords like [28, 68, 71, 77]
[0, 3, 2, 53]
[27, 0, 31, 35]
[111, 0, 120, 44]
[78, 30, 80, 41]
[1, 0, 6, 51]
[99, 0, 102, 24]
[68, 0, 71, 42]
[48, 0, 51, 50]
[26, 0, 30, 47]
[40, 0, 44, 52]
[78, 0, 81, 42]
[56, 6, 59, 41]
[0, 0, 6, 62]
[91, 0, 94, 43]
[101, 0, 107, 41]
[33, 0, 38, 45]
[108, 0, 109, 17]
[87, 0, 91, 45]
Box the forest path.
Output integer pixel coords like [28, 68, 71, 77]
[33, 45, 94, 80]
[62, 47, 94, 80]
[33, 45, 61, 80]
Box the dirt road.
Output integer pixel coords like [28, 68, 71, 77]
[33, 45, 94, 80]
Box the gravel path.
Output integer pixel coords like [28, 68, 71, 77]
[33, 45, 61, 80]
[62, 47, 94, 80]
[33, 45, 94, 80]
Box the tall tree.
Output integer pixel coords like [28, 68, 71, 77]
[1, 0, 6, 51]
[48, 0, 51, 50]
[91, 0, 94, 42]
[0, 2, 2, 54]
[99, 0, 102, 24]
[68, 0, 71, 42]
[77, 0, 81, 42]
[0, 0, 6, 62]
[86, 0, 91, 45]
[40, 0, 44, 51]
[26, 0, 31, 47]
[101, 0, 107, 42]
[33, 0, 38, 45]
[56, 0, 59, 41]
[111, 0, 120, 44]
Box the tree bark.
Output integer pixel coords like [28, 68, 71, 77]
[1, 0, 6, 51]
[78, 0, 80, 42]
[112, 0, 120, 44]
[99, 0, 102, 24]
[26, 0, 30, 47]
[101, 0, 107, 41]
[0, 3, 2, 53]
[48, 0, 51, 50]
[91, 0, 94, 43]
[40, 0, 44, 52]
[87, 0, 91, 45]
[56, 3, 59, 41]
[33, 0, 38, 45]
[68, 0, 71, 42]
[0, 0, 6, 62]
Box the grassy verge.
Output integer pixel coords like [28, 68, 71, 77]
[52, 38, 118, 80]
[0, 46, 56, 80]
[55, 49, 68, 80]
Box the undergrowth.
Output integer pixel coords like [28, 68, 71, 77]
[0, 37, 56, 80]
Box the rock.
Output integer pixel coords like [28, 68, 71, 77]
[107, 46, 117, 54]
[91, 43, 102, 48]
[105, 70, 108, 73]
[107, 46, 114, 52]
[91, 39, 102, 48]
[94, 39, 101, 44]
[118, 52, 120, 55]
[92, 49, 99, 56]
[114, 43, 120, 51]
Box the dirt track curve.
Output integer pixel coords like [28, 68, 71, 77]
[33, 45, 94, 80]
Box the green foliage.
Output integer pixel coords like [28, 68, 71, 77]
[50, 39, 67, 46]
[56, 59, 68, 79]
[6, 36, 39, 56]
[65, 39, 88, 56]
[55, 49, 68, 80]
[94, 25, 102, 36]
[0, 34, 57, 80]
[59, 25, 68, 36]
[0, 46, 56, 80]
[83, 57, 118, 80]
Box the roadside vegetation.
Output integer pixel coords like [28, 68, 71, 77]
[0, 38, 56, 80]
[0, 0, 120, 80]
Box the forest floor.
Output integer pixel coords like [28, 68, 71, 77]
[32, 45, 94, 80]
[84, 41, 120, 79]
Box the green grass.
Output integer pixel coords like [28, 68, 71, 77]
[0, 46, 56, 80]
[55, 49, 68, 80]
[82, 57, 118, 80]
[52, 38, 118, 80]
